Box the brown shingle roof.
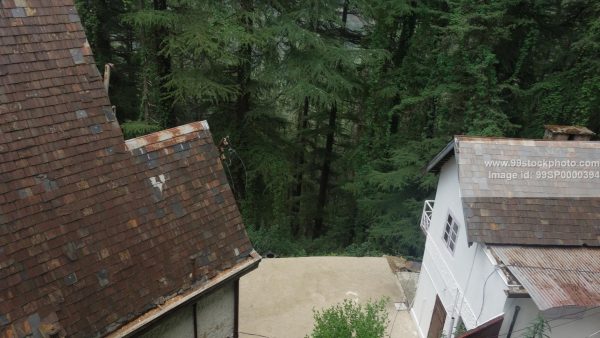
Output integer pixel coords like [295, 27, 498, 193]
[463, 197, 600, 246]
[0, 1, 257, 337]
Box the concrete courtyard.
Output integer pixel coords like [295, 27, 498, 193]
[239, 256, 419, 338]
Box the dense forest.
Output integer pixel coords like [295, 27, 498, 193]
[76, 0, 600, 258]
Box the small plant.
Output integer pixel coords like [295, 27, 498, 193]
[454, 319, 467, 336]
[306, 298, 389, 338]
[522, 315, 551, 338]
[121, 120, 161, 139]
[246, 224, 307, 257]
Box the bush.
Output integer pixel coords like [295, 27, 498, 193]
[246, 225, 307, 257]
[523, 316, 551, 338]
[306, 298, 389, 338]
[120, 120, 161, 139]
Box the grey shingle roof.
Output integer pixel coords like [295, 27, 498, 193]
[431, 136, 600, 246]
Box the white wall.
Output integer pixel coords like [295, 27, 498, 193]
[196, 281, 236, 338]
[500, 299, 600, 338]
[137, 305, 195, 338]
[412, 157, 509, 337]
[136, 282, 236, 338]
[411, 262, 437, 338]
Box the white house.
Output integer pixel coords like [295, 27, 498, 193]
[411, 126, 600, 338]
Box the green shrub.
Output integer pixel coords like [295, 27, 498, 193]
[306, 298, 389, 338]
[342, 242, 385, 257]
[523, 316, 551, 338]
[246, 225, 307, 257]
[121, 120, 161, 139]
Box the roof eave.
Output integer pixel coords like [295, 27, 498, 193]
[424, 138, 456, 174]
[106, 252, 262, 338]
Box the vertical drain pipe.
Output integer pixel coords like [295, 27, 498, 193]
[506, 306, 521, 338]
[192, 304, 198, 338]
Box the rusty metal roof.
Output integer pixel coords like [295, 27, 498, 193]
[490, 246, 600, 310]
[544, 125, 595, 136]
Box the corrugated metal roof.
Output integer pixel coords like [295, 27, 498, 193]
[490, 246, 600, 310]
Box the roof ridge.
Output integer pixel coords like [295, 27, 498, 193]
[124, 120, 209, 150]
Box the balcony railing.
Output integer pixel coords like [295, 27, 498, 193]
[420, 200, 435, 234]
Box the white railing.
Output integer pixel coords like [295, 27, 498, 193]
[420, 200, 435, 233]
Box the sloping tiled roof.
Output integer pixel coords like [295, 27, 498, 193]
[455, 136, 599, 199]
[0, 1, 257, 337]
[455, 136, 600, 246]
[462, 197, 600, 246]
[427, 136, 600, 246]
[490, 246, 600, 310]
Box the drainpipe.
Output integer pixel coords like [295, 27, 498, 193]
[451, 242, 479, 338]
[506, 306, 521, 338]
[447, 291, 460, 338]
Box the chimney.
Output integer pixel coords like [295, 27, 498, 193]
[543, 125, 595, 141]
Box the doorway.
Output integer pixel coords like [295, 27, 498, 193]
[427, 295, 447, 338]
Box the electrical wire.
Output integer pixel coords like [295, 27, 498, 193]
[238, 331, 272, 338]
[387, 306, 401, 338]
[548, 306, 600, 330]
[228, 146, 248, 192]
[454, 242, 479, 333]
[475, 267, 499, 325]
[222, 155, 238, 196]
[504, 264, 600, 274]
[476, 305, 600, 338]
[586, 328, 600, 337]
[219, 137, 248, 200]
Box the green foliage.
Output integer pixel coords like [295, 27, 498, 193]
[454, 319, 467, 336]
[306, 298, 389, 338]
[80, 0, 600, 258]
[120, 121, 162, 139]
[246, 224, 307, 257]
[75, 0, 142, 121]
[522, 315, 551, 338]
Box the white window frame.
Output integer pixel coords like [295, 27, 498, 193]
[442, 211, 459, 254]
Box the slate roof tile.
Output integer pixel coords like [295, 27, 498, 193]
[453, 136, 600, 246]
[0, 1, 257, 337]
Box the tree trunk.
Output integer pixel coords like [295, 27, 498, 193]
[153, 0, 175, 128]
[426, 97, 437, 138]
[291, 97, 309, 236]
[390, 1, 417, 134]
[92, 0, 112, 66]
[313, 103, 337, 238]
[232, 0, 253, 200]
[236, 0, 253, 126]
[342, 0, 349, 27]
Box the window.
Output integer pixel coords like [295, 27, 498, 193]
[442, 213, 459, 253]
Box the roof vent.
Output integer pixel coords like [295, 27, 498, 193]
[543, 125, 595, 141]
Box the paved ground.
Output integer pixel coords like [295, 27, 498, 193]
[239, 256, 419, 338]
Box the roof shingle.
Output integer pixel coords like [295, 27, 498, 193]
[0, 1, 257, 337]
[432, 136, 600, 246]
